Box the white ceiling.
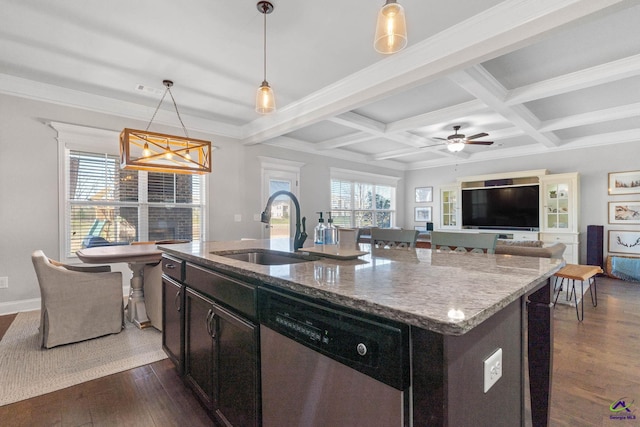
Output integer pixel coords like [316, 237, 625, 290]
[1, 0, 639, 170]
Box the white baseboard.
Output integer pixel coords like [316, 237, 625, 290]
[0, 298, 40, 315]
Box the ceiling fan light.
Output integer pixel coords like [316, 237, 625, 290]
[447, 142, 465, 152]
[374, 0, 407, 54]
[256, 81, 276, 114]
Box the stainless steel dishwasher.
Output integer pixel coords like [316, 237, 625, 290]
[258, 287, 410, 427]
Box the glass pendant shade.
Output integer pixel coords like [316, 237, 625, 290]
[256, 81, 276, 114]
[374, 0, 407, 54]
[447, 141, 465, 152]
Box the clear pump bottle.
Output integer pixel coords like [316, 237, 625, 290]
[324, 212, 338, 245]
[314, 212, 326, 246]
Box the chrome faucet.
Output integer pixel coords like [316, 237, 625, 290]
[261, 190, 307, 251]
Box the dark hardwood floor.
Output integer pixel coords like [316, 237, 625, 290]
[1, 276, 638, 426]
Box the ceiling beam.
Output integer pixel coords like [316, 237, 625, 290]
[315, 132, 375, 150]
[539, 102, 640, 132]
[449, 65, 560, 148]
[241, 0, 627, 145]
[505, 54, 640, 105]
[385, 100, 488, 133]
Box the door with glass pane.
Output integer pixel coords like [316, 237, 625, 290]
[262, 170, 299, 240]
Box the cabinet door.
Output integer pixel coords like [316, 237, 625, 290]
[214, 304, 259, 427]
[184, 288, 216, 410]
[440, 185, 460, 228]
[162, 276, 184, 373]
[543, 181, 571, 230]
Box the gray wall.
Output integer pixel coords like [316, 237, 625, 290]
[0, 94, 404, 312]
[2, 91, 637, 312]
[404, 142, 640, 263]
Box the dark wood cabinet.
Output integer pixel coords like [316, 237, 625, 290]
[182, 285, 260, 427]
[162, 276, 184, 373]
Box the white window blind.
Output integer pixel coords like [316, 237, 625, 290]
[65, 150, 204, 257]
[330, 178, 396, 228]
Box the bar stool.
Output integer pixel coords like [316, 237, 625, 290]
[553, 264, 603, 321]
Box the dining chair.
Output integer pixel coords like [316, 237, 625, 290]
[31, 250, 124, 348]
[431, 231, 499, 254]
[370, 228, 419, 249]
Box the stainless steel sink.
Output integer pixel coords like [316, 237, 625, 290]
[211, 249, 318, 265]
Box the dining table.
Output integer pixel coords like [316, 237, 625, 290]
[76, 244, 163, 329]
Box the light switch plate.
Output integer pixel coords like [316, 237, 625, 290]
[483, 348, 502, 393]
[0, 277, 8, 289]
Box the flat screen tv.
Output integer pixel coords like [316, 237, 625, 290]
[462, 185, 540, 231]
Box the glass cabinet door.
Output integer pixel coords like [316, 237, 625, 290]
[440, 187, 458, 228]
[544, 182, 570, 230]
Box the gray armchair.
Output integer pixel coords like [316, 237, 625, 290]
[31, 250, 124, 348]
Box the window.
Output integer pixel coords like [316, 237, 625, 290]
[65, 150, 205, 257]
[330, 178, 396, 228]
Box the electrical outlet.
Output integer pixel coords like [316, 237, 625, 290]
[0, 276, 8, 289]
[234, 214, 242, 222]
[483, 348, 502, 393]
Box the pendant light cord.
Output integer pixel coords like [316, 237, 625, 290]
[262, 4, 267, 82]
[145, 83, 189, 138]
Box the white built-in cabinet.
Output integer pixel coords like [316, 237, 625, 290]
[540, 173, 579, 264]
[436, 170, 580, 263]
[439, 185, 460, 229]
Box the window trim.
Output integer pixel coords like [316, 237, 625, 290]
[52, 122, 208, 262]
[330, 169, 399, 229]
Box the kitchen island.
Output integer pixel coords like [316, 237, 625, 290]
[159, 239, 562, 427]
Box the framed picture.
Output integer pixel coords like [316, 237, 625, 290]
[415, 206, 432, 222]
[608, 230, 640, 255]
[608, 170, 640, 195]
[415, 187, 433, 203]
[608, 201, 640, 224]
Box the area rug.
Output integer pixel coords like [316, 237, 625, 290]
[0, 310, 167, 406]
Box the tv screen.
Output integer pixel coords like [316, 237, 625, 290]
[462, 185, 540, 230]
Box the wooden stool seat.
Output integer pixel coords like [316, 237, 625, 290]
[554, 264, 603, 321]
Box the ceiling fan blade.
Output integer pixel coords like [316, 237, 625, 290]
[466, 132, 489, 140]
[432, 137, 448, 141]
[465, 140, 494, 145]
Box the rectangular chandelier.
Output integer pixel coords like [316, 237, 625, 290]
[120, 128, 212, 174]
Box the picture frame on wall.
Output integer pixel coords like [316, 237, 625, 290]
[415, 206, 432, 222]
[608, 170, 640, 195]
[608, 201, 640, 225]
[415, 187, 433, 203]
[608, 230, 640, 255]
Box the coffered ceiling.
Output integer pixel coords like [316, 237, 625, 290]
[1, 0, 638, 170]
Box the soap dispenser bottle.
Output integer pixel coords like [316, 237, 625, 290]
[324, 212, 338, 245]
[314, 212, 326, 246]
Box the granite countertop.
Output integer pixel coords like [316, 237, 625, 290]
[159, 239, 563, 336]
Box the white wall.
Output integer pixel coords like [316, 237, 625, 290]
[0, 94, 405, 313]
[404, 141, 640, 263]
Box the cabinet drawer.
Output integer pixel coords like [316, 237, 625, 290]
[541, 233, 578, 244]
[162, 255, 185, 282]
[185, 263, 257, 319]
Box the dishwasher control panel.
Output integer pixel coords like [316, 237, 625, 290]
[258, 287, 409, 390]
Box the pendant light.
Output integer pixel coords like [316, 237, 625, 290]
[256, 1, 276, 114]
[120, 80, 212, 174]
[374, 0, 407, 54]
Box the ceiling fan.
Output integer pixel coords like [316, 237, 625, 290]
[433, 125, 494, 152]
